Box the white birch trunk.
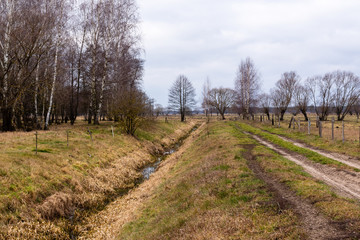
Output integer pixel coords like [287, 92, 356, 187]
[34, 63, 39, 124]
[44, 39, 59, 130]
[1, 0, 14, 103]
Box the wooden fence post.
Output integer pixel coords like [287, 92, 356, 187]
[342, 121, 345, 143]
[111, 126, 114, 138]
[288, 116, 294, 129]
[87, 128, 93, 142]
[35, 131, 38, 154]
[297, 119, 300, 131]
[272, 114, 274, 126]
[319, 121, 322, 138]
[293, 118, 295, 129]
[278, 115, 280, 128]
[308, 120, 311, 135]
[331, 117, 334, 140]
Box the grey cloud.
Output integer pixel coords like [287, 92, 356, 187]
[138, 0, 360, 106]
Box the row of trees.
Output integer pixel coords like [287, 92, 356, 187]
[261, 70, 360, 121]
[0, 0, 151, 134]
[197, 57, 360, 122]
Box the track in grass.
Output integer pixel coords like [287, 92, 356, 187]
[269, 132, 360, 170]
[242, 143, 351, 240]
[246, 132, 360, 201]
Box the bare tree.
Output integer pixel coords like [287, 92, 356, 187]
[271, 71, 300, 120]
[307, 73, 334, 121]
[259, 93, 271, 120]
[333, 71, 360, 121]
[353, 99, 360, 121]
[168, 75, 196, 122]
[294, 84, 310, 121]
[208, 87, 236, 120]
[154, 104, 163, 117]
[234, 57, 260, 117]
[201, 77, 211, 116]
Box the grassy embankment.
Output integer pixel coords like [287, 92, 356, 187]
[118, 120, 360, 239]
[251, 113, 360, 158]
[0, 118, 196, 238]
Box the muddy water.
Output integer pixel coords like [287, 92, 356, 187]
[140, 125, 198, 181]
[141, 144, 179, 180]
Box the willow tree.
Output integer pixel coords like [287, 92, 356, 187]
[208, 87, 235, 120]
[271, 71, 300, 120]
[168, 75, 196, 122]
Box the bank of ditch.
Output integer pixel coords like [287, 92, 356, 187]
[1, 120, 198, 239]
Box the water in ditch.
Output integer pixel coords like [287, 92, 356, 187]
[68, 125, 198, 239]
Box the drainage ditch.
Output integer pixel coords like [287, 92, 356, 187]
[67, 125, 199, 239]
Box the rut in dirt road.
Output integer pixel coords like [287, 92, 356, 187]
[242, 144, 351, 240]
[247, 132, 360, 200]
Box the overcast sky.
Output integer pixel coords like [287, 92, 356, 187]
[137, 0, 360, 107]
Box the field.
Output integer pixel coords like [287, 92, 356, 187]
[2, 115, 360, 239]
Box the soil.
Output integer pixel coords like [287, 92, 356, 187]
[241, 141, 354, 240]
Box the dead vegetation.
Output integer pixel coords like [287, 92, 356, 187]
[0, 119, 197, 239]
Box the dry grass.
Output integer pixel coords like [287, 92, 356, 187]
[0, 118, 197, 239]
[110, 120, 305, 240]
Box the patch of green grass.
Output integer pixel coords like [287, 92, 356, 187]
[135, 129, 154, 141]
[32, 148, 52, 153]
[253, 121, 360, 158]
[213, 164, 230, 171]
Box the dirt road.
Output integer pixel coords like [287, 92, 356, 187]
[247, 132, 360, 201]
[274, 133, 360, 170]
[243, 144, 350, 240]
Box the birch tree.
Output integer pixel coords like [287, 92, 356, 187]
[234, 57, 260, 117]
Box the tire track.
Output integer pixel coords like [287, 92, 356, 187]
[246, 132, 360, 201]
[242, 144, 350, 240]
[273, 133, 360, 170]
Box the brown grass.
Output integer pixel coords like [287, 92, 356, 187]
[38, 192, 74, 219]
[0, 118, 198, 239]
